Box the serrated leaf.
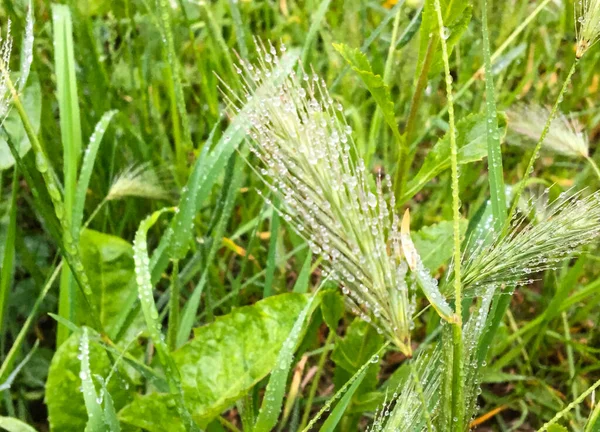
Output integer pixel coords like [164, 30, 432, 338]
[118, 293, 310, 429]
[403, 112, 506, 201]
[332, 43, 402, 144]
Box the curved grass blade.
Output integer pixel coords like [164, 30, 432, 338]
[293, 252, 312, 294]
[0, 340, 38, 392]
[0, 417, 37, 432]
[133, 208, 200, 431]
[300, 0, 332, 67]
[253, 291, 321, 432]
[263, 205, 280, 298]
[177, 154, 243, 347]
[73, 110, 118, 235]
[79, 327, 105, 432]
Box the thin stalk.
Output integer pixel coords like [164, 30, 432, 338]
[504, 60, 578, 233]
[299, 330, 335, 430]
[0, 64, 103, 334]
[410, 0, 554, 150]
[366, 5, 405, 169]
[0, 262, 62, 382]
[168, 260, 180, 351]
[434, 1, 464, 430]
[585, 155, 600, 180]
[399, 36, 437, 200]
[562, 312, 581, 421]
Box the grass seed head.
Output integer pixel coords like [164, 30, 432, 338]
[107, 164, 172, 202]
[575, 0, 600, 58]
[224, 41, 417, 355]
[0, 20, 13, 121]
[507, 104, 589, 158]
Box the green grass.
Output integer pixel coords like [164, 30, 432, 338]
[1, 0, 600, 431]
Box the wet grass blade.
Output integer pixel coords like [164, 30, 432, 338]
[72, 110, 118, 234]
[133, 207, 200, 431]
[482, 0, 507, 232]
[177, 154, 243, 347]
[300, 0, 332, 68]
[253, 291, 321, 432]
[53, 4, 83, 346]
[79, 328, 104, 432]
[319, 367, 367, 432]
[292, 252, 312, 294]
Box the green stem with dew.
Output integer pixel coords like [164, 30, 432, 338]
[433, 1, 464, 429]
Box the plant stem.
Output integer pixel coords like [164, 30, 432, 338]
[433, 1, 464, 429]
[504, 60, 578, 230]
[168, 260, 180, 351]
[299, 330, 335, 430]
[585, 155, 600, 180]
[398, 36, 437, 200]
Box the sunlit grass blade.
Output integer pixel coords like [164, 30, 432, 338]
[79, 328, 105, 431]
[177, 154, 242, 347]
[318, 366, 367, 432]
[133, 207, 200, 431]
[482, 0, 507, 232]
[253, 291, 320, 432]
[53, 3, 83, 346]
[73, 110, 118, 234]
[0, 416, 37, 432]
[0, 167, 17, 334]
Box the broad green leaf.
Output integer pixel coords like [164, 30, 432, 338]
[332, 320, 383, 395]
[46, 331, 134, 432]
[403, 112, 507, 201]
[0, 73, 41, 170]
[321, 290, 345, 332]
[332, 43, 402, 145]
[75, 229, 141, 339]
[0, 417, 38, 432]
[119, 293, 310, 429]
[412, 220, 468, 272]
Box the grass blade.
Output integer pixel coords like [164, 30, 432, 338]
[73, 110, 118, 234]
[292, 252, 312, 294]
[0, 167, 18, 334]
[253, 291, 320, 432]
[318, 367, 367, 432]
[52, 4, 83, 346]
[79, 328, 105, 431]
[262, 205, 280, 298]
[482, 0, 507, 232]
[177, 154, 243, 346]
[0, 417, 37, 432]
[133, 207, 200, 431]
[300, 0, 332, 68]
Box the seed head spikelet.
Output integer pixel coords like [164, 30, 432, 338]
[0, 19, 14, 121]
[223, 41, 421, 355]
[508, 104, 589, 158]
[576, 0, 600, 58]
